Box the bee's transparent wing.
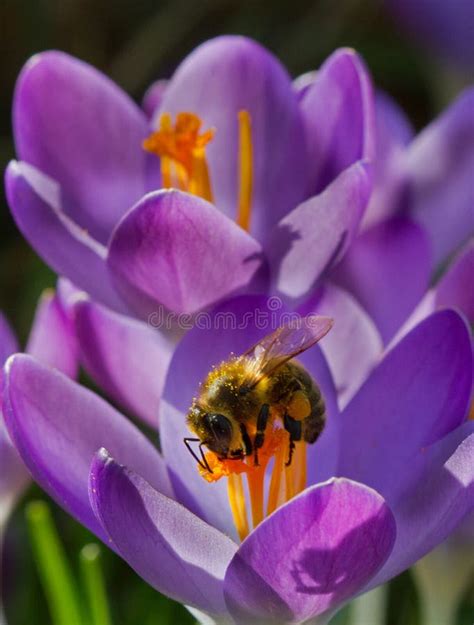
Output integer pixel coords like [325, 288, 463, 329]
[242, 315, 333, 388]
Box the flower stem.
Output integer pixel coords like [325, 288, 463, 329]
[26, 500, 83, 625]
[349, 586, 387, 625]
[413, 545, 473, 625]
[80, 544, 112, 625]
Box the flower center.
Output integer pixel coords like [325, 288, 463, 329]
[198, 419, 307, 542]
[143, 110, 254, 232]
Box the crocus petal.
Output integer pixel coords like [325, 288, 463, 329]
[2, 354, 172, 540]
[370, 422, 474, 588]
[362, 90, 413, 229]
[90, 450, 237, 615]
[224, 479, 396, 624]
[73, 296, 174, 428]
[107, 189, 263, 316]
[268, 161, 372, 301]
[435, 239, 474, 323]
[159, 295, 338, 537]
[161, 36, 309, 242]
[298, 284, 383, 409]
[300, 48, 375, 194]
[0, 420, 29, 523]
[5, 161, 127, 313]
[26, 290, 78, 379]
[406, 88, 474, 266]
[390, 239, 474, 344]
[14, 51, 150, 244]
[331, 216, 431, 343]
[292, 70, 317, 101]
[0, 311, 27, 512]
[0, 314, 18, 366]
[142, 79, 168, 119]
[337, 310, 472, 505]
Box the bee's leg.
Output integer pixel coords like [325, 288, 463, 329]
[239, 423, 253, 457]
[283, 413, 302, 466]
[254, 404, 270, 466]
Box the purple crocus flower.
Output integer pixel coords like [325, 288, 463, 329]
[0, 289, 78, 522]
[3, 293, 473, 624]
[327, 86, 474, 344]
[5, 36, 375, 318]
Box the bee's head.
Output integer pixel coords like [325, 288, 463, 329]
[187, 405, 235, 457]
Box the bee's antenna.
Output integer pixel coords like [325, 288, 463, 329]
[199, 442, 213, 474]
[183, 437, 213, 473]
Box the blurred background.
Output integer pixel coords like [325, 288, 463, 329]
[0, 1, 472, 623]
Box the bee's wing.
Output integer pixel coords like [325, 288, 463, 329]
[242, 315, 333, 388]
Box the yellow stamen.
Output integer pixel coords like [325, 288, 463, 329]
[227, 473, 249, 541]
[156, 113, 172, 188]
[266, 438, 287, 516]
[236, 110, 253, 232]
[144, 109, 254, 227]
[188, 147, 214, 203]
[143, 112, 214, 202]
[247, 465, 265, 529]
[195, 424, 308, 541]
[293, 442, 307, 497]
[285, 458, 295, 502]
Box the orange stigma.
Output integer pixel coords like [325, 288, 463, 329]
[198, 423, 307, 542]
[143, 112, 215, 202]
[144, 110, 254, 232]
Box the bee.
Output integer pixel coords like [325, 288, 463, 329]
[184, 315, 333, 472]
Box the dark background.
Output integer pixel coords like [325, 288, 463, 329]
[1, 1, 472, 623]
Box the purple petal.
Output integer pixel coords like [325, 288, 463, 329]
[107, 189, 263, 316]
[299, 284, 383, 409]
[406, 88, 474, 266]
[337, 310, 472, 505]
[2, 354, 172, 540]
[268, 161, 372, 301]
[362, 90, 413, 229]
[331, 216, 431, 343]
[370, 422, 474, 588]
[90, 450, 237, 615]
[14, 51, 150, 244]
[0, 419, 29, 515]
[5, 161, 127, 313]
[26, 290, 79, 379]
[224, 479, 396, 623]
[0, 313, 18, 366]
[300, 48, 375, 194]
[373, 90, 414, 148]
[292, 71, 317, 101]
[73, 296, 174, 428]
[0, 310, 26, 507]
[161, 36, 309, 242]
[390, 239, 474, 344]
[142, 79, 168, 119]
[159, 295, 338, 536]
[435, 239, 474, 323]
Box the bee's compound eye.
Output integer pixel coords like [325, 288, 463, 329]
[207, 413, 233, 443]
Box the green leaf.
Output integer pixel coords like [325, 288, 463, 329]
[26, 501, 83, 625]
[80, 544, 112, 625]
